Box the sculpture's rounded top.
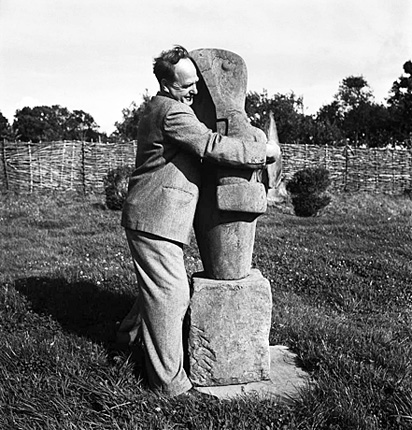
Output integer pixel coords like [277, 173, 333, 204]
[190, 49, 248, 115]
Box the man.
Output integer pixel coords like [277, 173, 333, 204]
[121, 46, 280, 397]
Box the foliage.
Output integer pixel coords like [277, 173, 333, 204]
[12, 105, 103, 142]
[286, 167, 331, 216]
[343, 101, 392, 146]
[387, 60, 412, 142]
[245, 90, 316, 145]
[0, 111, 12, 139]
[315, 76, 391, 147]
[244, 73, 403, 148]
[316, 100, 343, 130]
[113, 90, 151, 141]
[286, 166, 330, 195]
[334, 77, 394, 146]
[289, 193, 331, 217]
[6, 58, 412, 148]
[104, 165, 134, 210]
[335, 76, 374, 113]
[66, 109, 101, 141]
[1, 193, 412, 429]
[312, 117, 345, 146]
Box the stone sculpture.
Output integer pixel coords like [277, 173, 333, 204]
[190, 48, 270, 280]
[187, 49, 275, 386]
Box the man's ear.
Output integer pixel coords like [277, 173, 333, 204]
[161, 79, 170, 93]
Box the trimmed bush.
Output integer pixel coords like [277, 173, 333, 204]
[286, 166, 331, 195]
[291, 193, 331, 217]
[286, 167, 331, 217]
[104, 165, 134, 210]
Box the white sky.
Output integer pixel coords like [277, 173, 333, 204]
[1, 0, 411, 134]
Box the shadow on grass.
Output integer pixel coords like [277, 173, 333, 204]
[14, 276, 135, 349]
[13, 276, 149, 387]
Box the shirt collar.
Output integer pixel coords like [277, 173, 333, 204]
[157, 90, 175, 100]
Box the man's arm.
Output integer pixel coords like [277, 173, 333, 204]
[163, 102, 267, 169]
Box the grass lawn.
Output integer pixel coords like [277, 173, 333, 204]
[0, 191, 411, 429]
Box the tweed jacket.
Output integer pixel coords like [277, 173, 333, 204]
[121, 92, 266, 245]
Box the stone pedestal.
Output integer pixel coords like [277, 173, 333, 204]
[195, 345, 311, 402]
[188, 269, 272, 386]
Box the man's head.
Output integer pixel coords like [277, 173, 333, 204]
[153, 46, 199, 106]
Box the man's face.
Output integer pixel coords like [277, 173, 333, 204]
[162, 58, 199, 106]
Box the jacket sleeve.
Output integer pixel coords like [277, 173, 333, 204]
[163, 102, 266, 169]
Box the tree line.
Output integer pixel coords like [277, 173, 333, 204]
[245, 60, 412, 147]
[1, 60, 411, 147]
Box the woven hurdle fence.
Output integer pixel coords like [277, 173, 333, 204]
[1, 140, 411, 194]
[0, 140, 137, 194]
[280, 144, 412, 193]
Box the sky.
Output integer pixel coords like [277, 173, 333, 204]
[1, 0, 411, 134]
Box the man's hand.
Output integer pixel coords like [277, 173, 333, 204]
[265, 140, 281, 164]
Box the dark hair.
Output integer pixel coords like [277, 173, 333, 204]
[153, 45, 191, 84]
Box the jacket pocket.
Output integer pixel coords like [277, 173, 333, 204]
[162, 186, 196, 204]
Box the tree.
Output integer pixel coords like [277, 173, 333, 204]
[387, 60, 412, 142]
[245, 90, 315, 144]
[0, 111, 12, 139]
[333, 76, 375, 145]
[113, 91, 151, 140]
[12, 105, 102, 142]
[343, 101, 391, 147]
[316, 76, 391, 147]
[14, 106, 44, 142]
[317, 101, 343, 127]
[66, 110, 100, 141]
[314, 101, 345, 145]
[335, 76, 374, 113]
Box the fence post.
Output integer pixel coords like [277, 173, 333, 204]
[28, 142, 33, 193]
[391, 148, 395, 194]
[60, 141, 66, 189]
[1, 139, 9, 192]
[305, 143, 308, 168]
[343, 145, 349, 191]
[82, 140, 86, 195]
[70, 141, 75, 190]
[408, 149, 412, 189]
[375, 148, 379, 193]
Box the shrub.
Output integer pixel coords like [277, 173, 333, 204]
[291, 193, 331, 217]
[286, 166, 331, 195]
[104, 165, 134, 210]
[286, 167, 331, 217]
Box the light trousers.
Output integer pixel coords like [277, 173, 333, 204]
[125, 228, 192, 397]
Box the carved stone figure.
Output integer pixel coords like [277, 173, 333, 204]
[188, 49, 274, 386]
[190, 48, 268, 280]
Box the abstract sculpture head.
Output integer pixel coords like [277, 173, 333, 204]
[190, 49, 248, 117]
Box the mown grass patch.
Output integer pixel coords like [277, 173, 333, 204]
[1, 192, 411, 429]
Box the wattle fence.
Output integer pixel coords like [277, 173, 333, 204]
[0, 140, 137, 195]
[1, 140, 411, 195]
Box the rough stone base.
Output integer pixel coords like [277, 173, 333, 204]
[188, 269, 272, 386]
[195, 345, 311, 402]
